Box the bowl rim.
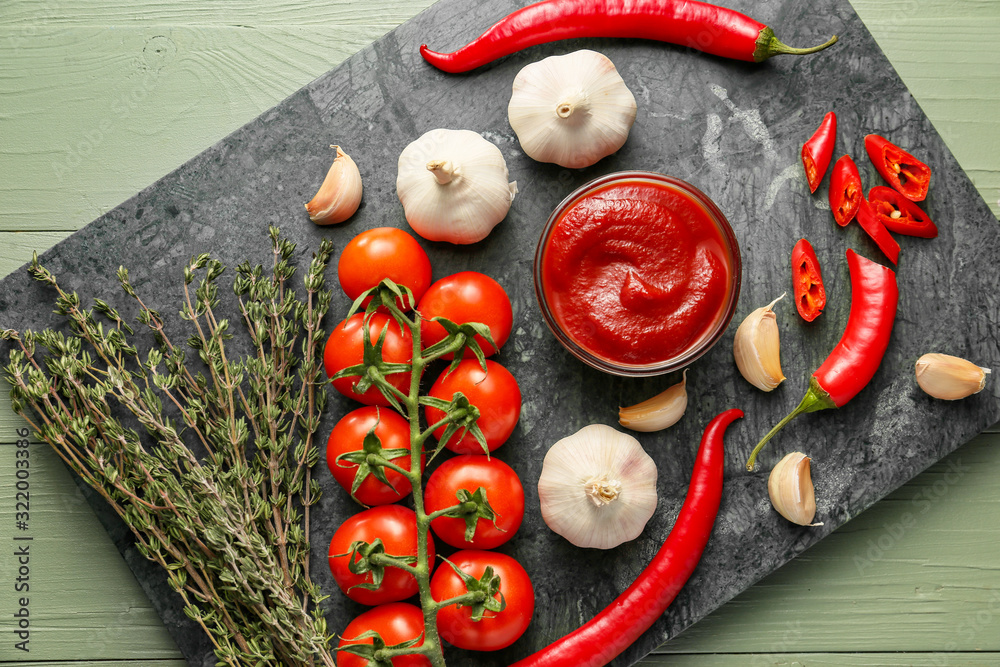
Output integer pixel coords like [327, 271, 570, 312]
[533, 170, 742, 377]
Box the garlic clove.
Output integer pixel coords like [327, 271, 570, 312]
[733, 294, 786, 392]
[619, 369, 688, 432]
[915, 352, 991, 400]
[396, 129, 516, 245]
[537, 424, 657, 550]
[767, 451, 822, 526]
[305, 145, 362, 225]
[508, 49, 637, 169]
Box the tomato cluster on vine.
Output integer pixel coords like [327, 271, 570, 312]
[321, 227, 535, 664]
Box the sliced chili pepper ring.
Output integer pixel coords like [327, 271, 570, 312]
[828, 154, 863, 226]
[865, 134, 931, 201]
[855, 196, 901, 265]
[868, 186, 937, 238]
[791, 238, 826, 321]
[801, 112, 837, 193]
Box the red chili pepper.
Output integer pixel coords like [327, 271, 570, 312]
[420, 0, 838, 73]
[865, 134, 931, 202]
[801, 112, 837, 193]
[746, 250, 897, 470]
[828, 155, 863, 226]
[855, 196, 900, 265]
[511, 408, 742, 667]
[791, 238, 826, 322]
[868, 186, 938, 238]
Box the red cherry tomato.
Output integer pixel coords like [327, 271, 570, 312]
[338, 227, 432, 310]
[417, 272, 513, 357]
[328, 505, 434, 606]
[425, 455, 524, 549]
[337, 602, 431, 667]
[324, 312, 413, 406]
[424, 359, 521, 454]
[327, 406, 422, 506]
[431, 550, 534, 651]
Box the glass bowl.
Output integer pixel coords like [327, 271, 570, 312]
[533, 171, 742, 377]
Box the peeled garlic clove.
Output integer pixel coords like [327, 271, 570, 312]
[537, 424, 657, 550]
[619, 369, 688, 432]
[915, 353, 991, 400]
[733, 294, 786, 392]
[305, 145, 362, 225]
[396, 129, 517, 245]
[508, 50, 637, 169]
[768, 451, 822, 526]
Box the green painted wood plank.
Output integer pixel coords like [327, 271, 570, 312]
[0, 444, 182, 661]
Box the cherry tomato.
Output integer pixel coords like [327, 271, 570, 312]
[423, 359, 521, 454]
[337, 602, 431, 667]
[417, 272, 513, 357]
[425, 455, 524, 549]
[328, 505, 434, 606]
[324, 312, 413, 406]
[327, 406, 422, 506]
[431, 550, 534, 651]
[338, 227, 432, 310]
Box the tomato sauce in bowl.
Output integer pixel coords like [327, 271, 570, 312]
[534, 172, 741, 376]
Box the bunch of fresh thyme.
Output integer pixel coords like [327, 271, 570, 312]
[2, 227, 336, 666]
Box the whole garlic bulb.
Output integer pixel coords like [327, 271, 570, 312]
[508, 49, 637, 169]
[537, 424, 657, 550]
[396, 129, 517, 244]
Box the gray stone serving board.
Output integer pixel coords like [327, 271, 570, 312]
[2, 0, 999, 665]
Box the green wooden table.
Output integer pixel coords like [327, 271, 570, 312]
[2, 1, 998, 664]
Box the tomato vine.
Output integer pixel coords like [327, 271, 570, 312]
[330, 278, 503, 666]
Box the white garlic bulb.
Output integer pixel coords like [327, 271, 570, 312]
[537, 424, 657, 550]
[508, 49, 637, 169]
[304, 145, 362, 225]
[396, 129, 517, 244]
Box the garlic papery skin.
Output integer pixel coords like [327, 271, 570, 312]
[304, 145, 362, 225]
[768, 452, 822, 527]
[619, 369, 688, 432]
[508, 50, 637, 169]
[396, 129, 517, 244]
[733, 294, 786, 392]
[537, 424, 657, 550]
[915, 353, 991, 400]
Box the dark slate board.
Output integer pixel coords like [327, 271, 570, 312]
[3, 0, 999, 665]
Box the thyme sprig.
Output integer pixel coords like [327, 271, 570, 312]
[2, 227, 336, 667]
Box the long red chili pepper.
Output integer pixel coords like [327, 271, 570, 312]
[511, 408, 741, 667]
[801, 112, 837, 193]
[746, 250, 898, 470]
[420, 0, 837, 73]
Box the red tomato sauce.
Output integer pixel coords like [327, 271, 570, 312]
[540, 178, 735, 366]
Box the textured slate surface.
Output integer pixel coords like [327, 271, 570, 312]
[1, 0, 998, 665]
